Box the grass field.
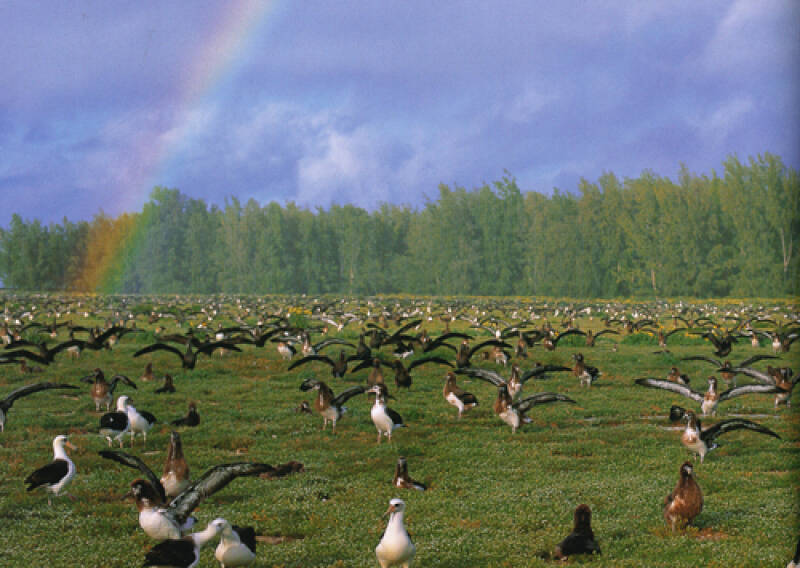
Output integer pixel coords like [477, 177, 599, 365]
[0, 297, 797, 567]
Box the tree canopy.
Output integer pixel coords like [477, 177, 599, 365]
[1, 154, 797, 297]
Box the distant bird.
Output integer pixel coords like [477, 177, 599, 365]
[80, 368, 137, 411]
[274, 340, 297, 360]
[584, 328, 620, 347]
[299, 378, 366, 432]
[493, 384, 575, 433]
[142, 518, 224, 568]
[455, 338, 512, 368]
[376, 498, 415, 568]
[443, 371, 479, 418]
[663, 461, 703, 531]
[542, 328, 586, 351]
[0, 382, 78, 432]
[289, 350, 351, 378]
[681, 354, 779, 387]
[140, 362, 155, 382]
[572, 353, 601, 386]
[368, 384, 406, 443]
[667, 366, 691, 385]
[162, 431, 191, 499]
[553, 504, 601, 559]
[24, 434, 77, 505]
[214, 519, 257, 568]
[634, 376, 779, 416]
[458, 363, 571, 398]
[674, 408, 781, 462]
[171, 402, 200, 427]
[3, 338, 84, 366]
[393, 456, 426, 491]
[155, 374, 177, 394]
[135, 339, 241, 370]
[100, 450, 290, 540]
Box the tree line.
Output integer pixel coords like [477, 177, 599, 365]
[1, 153, 797, 297]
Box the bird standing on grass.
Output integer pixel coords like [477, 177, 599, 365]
[376, 498, 415, 568]
[24, 434, 77, 506]
[663, 461, 703, 531]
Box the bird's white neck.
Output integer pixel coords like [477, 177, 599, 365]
[191, 523, 221, 547]
[52, 440, 69, 460]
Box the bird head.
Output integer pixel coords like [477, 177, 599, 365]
[384, 498, 406, 517]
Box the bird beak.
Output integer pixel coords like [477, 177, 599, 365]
[65, 441, 78, 451]
[383, 504, 396, 518]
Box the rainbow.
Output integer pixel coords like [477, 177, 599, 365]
[71, 1, 281, 292]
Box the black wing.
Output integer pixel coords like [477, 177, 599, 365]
[134, 343, 184, 360]
[701, 418, 781, 444]
[25, 459, 69, 490]
[233, 525, 257, 554]
[681, 355, 723, 367]
[331, 385, 367, 406]
[0, 382, 78, 412]
[519, 365, 572, 383]
[168, 462, 274, 525]
[313, 338, 356, 353]
[143, 539, 196, 567]
[737, 354, 780, 368]
[98, 450, 165, 502]
[288, 355, 333, 371]
[467, 339, 512, 358]
[514, 392, 576, 414]
[552, 329, 586, 346]
[407, 356, 453, 370]
[385, 406, 404, 426]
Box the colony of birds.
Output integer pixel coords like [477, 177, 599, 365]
[0, 293, 797, 567]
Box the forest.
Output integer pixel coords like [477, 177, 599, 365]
[0, 153, 797, 298]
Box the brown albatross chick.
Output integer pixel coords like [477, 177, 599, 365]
[663, 461, 703, 531]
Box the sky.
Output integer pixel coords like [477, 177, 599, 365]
[0, 1, 798, 227]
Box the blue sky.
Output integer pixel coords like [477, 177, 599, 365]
[1, 1, 797, 226]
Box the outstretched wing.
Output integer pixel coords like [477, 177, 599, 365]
[728, 367, 774, 385]
[288, 355, 333, 371]
[332, 385, 367, 406]
[634, 378, 703, 403]
[313, 338, 356, 353]
[552, 329, 586, 346]
[98, 450, 165, 503]
[0, 382, 78, 412]
[456, 367, 506, 386]
[168, 462, 273, 524]
[718, 384, 781, 402]
[519, 365, 572, 383]
[134, 343, 184, 361]
[408, 356, 453, 371]
[736, 354, 780, 368]
[514, 392, 576, 414]
[467, 339, 512, 358]
[681, 355, 722, 367]
[701, 419, 781, 445]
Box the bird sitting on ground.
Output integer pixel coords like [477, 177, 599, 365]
[142, 518, 224, 568]
[663, 461, 703, 531]
[214, 519, 257, 567]
[393, 456, 426, 491]
[553, 504, 601, 559]
[171, 402, 200, 427]
[155, 374, 176, 394]
[376, 498, 415, 568]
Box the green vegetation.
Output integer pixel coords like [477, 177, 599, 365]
[0, 153, 798, 296]
[0, 294, 796, 567]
